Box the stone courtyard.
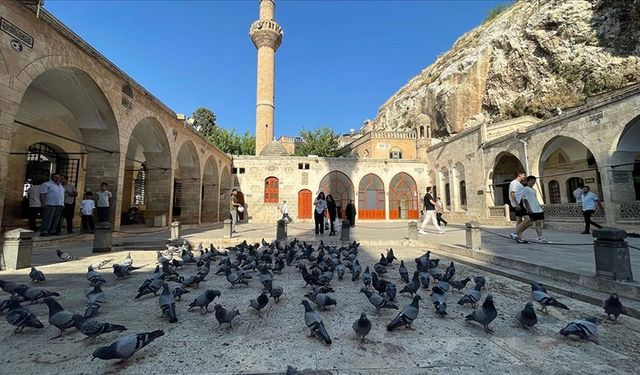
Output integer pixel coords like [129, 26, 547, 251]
[1, 227, 640, 374]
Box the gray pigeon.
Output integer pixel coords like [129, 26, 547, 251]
[399, 271, 420, 297]
[362, 266, 371, 287]
[269, 285, 283, 303]
[122, 252, 134, 267]
[430, 285, 447, 317]
[450, 277, 471, 293]
[531, 281, 568, 313]
[226, 269, 249, 288]
[214, 304, 240, 328]
[14, 285, 60, 304]
[29, 267, 45, 283]
[135, 276, 165, 299]
[0, 280, 22, 294]
[398, 260, 409, 283]
[90, 258, 114, 270]
[418, 271, 430, 289]
[44, 297, 82, 338]
[301, 300, 332, 345]
[517, 302, 538, 329]
[603, 293, 625, 323]
[85, 285, 106, 318]
[92, 330, 164, 362]
[56, 249, 78, 262]
[464, 295, 498, 333]
[360, 287, 398, 313]
[188, 289, 221, 314]
[335, 264, 346, 280]
[159, 283, 177, 323]
[172, 285, 190, 301]
[387, 295, 421, 331]
[249, 292, 270, 313]
[305, 291, 337, 310]
[5, 297, 44, 332]
[352, 312, 372, 343]
[560, 317, 599, 343]
[73, 315, 127, 339]
[86, 266, 107, 286]
[181, 274, 203, 288]
[351, 260, 362, 281]
[457, 282, 482, 308]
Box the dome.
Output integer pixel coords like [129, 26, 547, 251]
[259, 141, 290, 156]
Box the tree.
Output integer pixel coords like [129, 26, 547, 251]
[191, 107, 217, 138]
[239, 131, 256, 155]
[483, 3, 511, 23]
[296, 127, 345, 157]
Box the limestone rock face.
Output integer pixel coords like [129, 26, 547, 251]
[371, 0, 640, 136]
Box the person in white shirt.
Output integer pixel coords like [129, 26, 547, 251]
[522, 176, 550, 243]
[572, 184, 584, 203]
[26, 183, 42, 231]
[580, 185, 603, 234]
[39, 174, 65, 236]
[509, 170, 529, 243]
[280, 200, 292, 223]
[80, 191, 96, 233]
[60, 175, 78, 234]
[419, 186, 444, 235]
[313, 192, 327, 235]
[95, 182, 112, 223]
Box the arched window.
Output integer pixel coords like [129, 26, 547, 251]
[358, 174, 385, 219]
[566, 177, 584, 203]
[134, 164, 147, 205]
[459, 180, 467, 209]
[548, 180, 561, 204]
[444, 183, 451, 207]
[389, 173, 418, 219]
[264, 177, 279, 203]
[419, 126, 425, 138]
[389, 147, 402, 159]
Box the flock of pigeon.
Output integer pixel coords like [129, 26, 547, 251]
[0, 238, 630, 369]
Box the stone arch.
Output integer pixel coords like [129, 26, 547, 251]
[358, 173, 385, 220]
[389, 172, 419, 220]
[174, 141, 201, 224]
[319, 171, 354, 218]
[218, 166, 232, 220]
[491, 152, 525, 206]
[438, 167, 450, 209]
[613, 115, 640, 202]
[455, 162, 467, 210]
[201, 156, 220, 223]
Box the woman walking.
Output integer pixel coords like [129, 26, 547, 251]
[326, 195, 338, 236]
[313, 192, 327, 236]
[435, 196, 448, 227]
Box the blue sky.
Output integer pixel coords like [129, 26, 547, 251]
[46, 0, 511, 138]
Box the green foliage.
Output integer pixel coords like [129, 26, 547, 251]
[583, 72, 626, 96]
[296, 127, 345, 157]
[191, 107, 217, 138]
[484, 3, 511, 23]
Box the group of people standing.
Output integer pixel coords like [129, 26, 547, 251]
[313, 193, 356, 236]
[25, 174, 112, 236]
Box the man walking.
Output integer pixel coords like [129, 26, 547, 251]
[95, 182, 112, 223]
[509, 170, 529, 243]
[230, 189, 240, 233]
[280, 200, 292, 223]
[580, 185, 602, 234]
[419, 187, 444, 235]
[39, 174, 65, 236]
[60, 176, 77, 234]
[522, 176, 550, 243]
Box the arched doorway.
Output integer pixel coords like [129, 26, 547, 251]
[298, 189, 312, 219]
[174, 141, 201, 224]
[3, 67, 120, 229]
[219, 166, 232, 221]
[122, 117, 171, 226]
[616, 116, 640, 201]
[492, 152, 525, 206]
[201, 156, 220, 223]
[358, 173, 385, 219]
[389, 172, 419, 219]
[538, 136, 600, 204]
[319, 171, 354, 219]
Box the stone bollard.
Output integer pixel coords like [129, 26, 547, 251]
[154, 215, 167, 227]
[408, 221, 418, 240]
[92, 222, 112, 253]
[170, 221, 181, 240]
[465, 221, 481, 251]
[223, 219, 233, 238]
[340, 220, 350, 241]
[276, 219, 287, 242]
[593, 228, 633, 281]
[1, 229, 34, 270]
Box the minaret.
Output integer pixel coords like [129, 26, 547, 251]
[250, 0, 283, 155]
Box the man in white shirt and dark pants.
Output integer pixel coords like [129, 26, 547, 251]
[509, 170, 530, 243]
[580, 185, 603, 234]
[39, 173, 65, 236]
[572, 183, 584, 203]
[280, 200, 292, 223]
[27, 183, 42, 231]
[60, 175, 78, 234]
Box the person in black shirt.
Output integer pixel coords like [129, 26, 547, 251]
[326, 195, 338, 235]
[419, 186, 444, 234]
[345, 199, 356, 227]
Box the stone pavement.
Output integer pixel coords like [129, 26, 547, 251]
[2, 244, 640, 374]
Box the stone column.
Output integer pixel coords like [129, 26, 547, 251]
[84, 151, 122, 230]
[121, 168, 135, 213]
[145, 167, 172, 226]
[178, 170, 202, 225]
[1, 229, 34, 270]
[0, 105, 20, 230]
[201, 183, 219, 222]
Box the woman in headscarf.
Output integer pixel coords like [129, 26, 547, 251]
[326, 195, 338, 236]
[313, 192, 327, 235]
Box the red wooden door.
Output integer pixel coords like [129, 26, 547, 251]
[298, 189, 312, 219]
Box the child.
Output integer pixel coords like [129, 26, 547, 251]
[522, 176, 550, 243]
[80, 192, 96, 233]
[95, 182, 112, 223]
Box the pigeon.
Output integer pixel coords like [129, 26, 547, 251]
[387, 295, 421, 331]
[189, 290, 221, 314]
[181, 274, 203, 289]
[335, 264, 346, 280]
[373, 263, 386, 275]
[14, 285, 60, 304]
[450, 277, 471, 293]
[362, 266, 371, 287]
[0, 280, 22, 294]
[29, 267, 45, 283]
[113, 264, 133, 279]
[360, 287, 398, 312]
[603, 293, 625, 323]
[214, 304, 240, 328]
[431, 285, 447, 317]
[5, 297, 44, 332]
[269, 285, 283, 303]
[249, 292, 270, 313]
[197, 261, 211, 280]
[56, 249, 78, 262]
[465, 295, 498, 333]
[135, 275, 165, 299]
[399, 271, 420, 297]
[122, 252, 134, 267]
[398, 260, 409, 283]
[560, 317, 599, 343]
[157, 283, 177, 323]
[531, 282, 568, 313]
[352, 312, 372, 343]
[351, 260, 362, 281]
[286, 365, 301, 375]
[44, 297, 82, 338]
[517, 302, 538, 329]
[444, 261, 455, 281]
[305, 291, 337, 310]
[86, 266, 106, 286]
[172, 285, 190, 301]
[85, 285, 106, 318]
[90, 258, 114, 270]
[73, 315, 127, 339]
[386, 248, 397, 264]
[418, 271, 430, 289]
[301, 300, 332, 345]
[0, 297, 11, 313]
[226, 269, 249, 288]
[385, 282, 397, 302]
[92, 330, 165, 362]
[457, 282, 483, 308]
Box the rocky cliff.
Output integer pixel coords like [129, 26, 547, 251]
[371, 0, 640, 136]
